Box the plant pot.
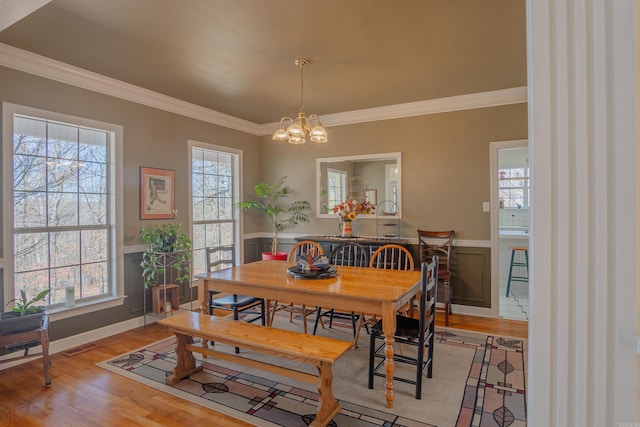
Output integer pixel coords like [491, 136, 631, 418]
[262, 252, 288, 261]
[0, 309, 46, 336]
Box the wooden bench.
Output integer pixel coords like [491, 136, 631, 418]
[157, 311, 352, 427]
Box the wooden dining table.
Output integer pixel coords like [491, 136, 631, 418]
[196, 260, 421, 409]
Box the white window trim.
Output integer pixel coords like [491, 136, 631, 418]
[188, 139, 242, 277]
[2, 102, 125, 311]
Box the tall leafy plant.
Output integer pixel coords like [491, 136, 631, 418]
[139, 223, 192, 289]
[238, 176, 310, 255]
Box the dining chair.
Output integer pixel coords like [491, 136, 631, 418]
[369, 244, 415, 271]
[351, 243, 416, 346]
[269, 240, 324, 333]
[417, 229, 454, 325]
[313, 242, 370, 342]
[368, 256, 438, 399]
[206, 245, 265, 353]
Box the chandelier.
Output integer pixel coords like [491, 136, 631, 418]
[272, 59, 328, 144]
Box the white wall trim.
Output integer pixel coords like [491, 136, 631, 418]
[0, 43, 262, 135]
[259, 86, 528, 133]
[0, 43, 527, 136]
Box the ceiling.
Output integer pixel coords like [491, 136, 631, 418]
[0, 0, 526, 126]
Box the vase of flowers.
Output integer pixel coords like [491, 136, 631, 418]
[333, 198, 373, 237]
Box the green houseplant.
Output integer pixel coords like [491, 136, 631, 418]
[238, 176, 311, 258]
[1, 289, 50, 335]
[139, 223, 192, 289]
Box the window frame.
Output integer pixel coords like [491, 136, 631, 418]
[188, 140, 242, 281]
[2, 103, 124, 319]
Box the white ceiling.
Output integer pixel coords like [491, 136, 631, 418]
[0, 0, 527, 126]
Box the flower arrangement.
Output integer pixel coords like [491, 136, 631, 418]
[332, 198, 374, 222]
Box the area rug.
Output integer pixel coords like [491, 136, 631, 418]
[97, 314, 526, 427]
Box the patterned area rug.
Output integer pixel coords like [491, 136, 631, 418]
[97, 314, 526, 427]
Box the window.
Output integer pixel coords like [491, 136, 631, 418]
[327, 168, 347, 210]
[190, 143, 241, 277]
[3, 103, 123, 311]
[498, 167, 530, 208]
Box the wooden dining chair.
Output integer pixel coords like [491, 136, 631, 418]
[269, 240, 324, 333]
[313, 242, 370, 342]
[369, 244, 414, 271]
[351, 244, 416, 345]
[206, 245, 265, 353]
[369, 256, 438, 399]
[417, 230, 454, 325]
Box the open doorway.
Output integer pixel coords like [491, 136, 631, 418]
[490, 140, 529, 321]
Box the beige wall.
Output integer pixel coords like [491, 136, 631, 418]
[259, 103, 528, 240]
[0, 65, 528, 244]
[0, 66, 261, 246]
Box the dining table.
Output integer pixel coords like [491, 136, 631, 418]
[196, 259, 421, 409]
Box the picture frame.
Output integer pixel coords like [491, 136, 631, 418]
[365, 189, 377, 206]
[140, 167, 175, 219]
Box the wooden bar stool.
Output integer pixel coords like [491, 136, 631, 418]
[506, 246, 529, 297]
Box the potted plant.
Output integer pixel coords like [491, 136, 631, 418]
[139, 223, 192, 289]
[238, 176, 311, 260]
[0, 289, 49, 335]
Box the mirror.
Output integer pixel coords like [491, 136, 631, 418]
[316, 152, 402, 219]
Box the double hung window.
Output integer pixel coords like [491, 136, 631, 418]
[4, 103, 122, 310]
[190, 143, 240, 277]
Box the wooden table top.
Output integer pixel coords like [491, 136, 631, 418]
[195, 260, 421, 303]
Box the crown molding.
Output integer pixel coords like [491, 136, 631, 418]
[0, 43, 262, 135]
[0, 43, 527, 137]
[258, 86, 528, 135]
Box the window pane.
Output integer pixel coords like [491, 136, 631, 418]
[14, 271, 50, 305]
[82, 230, 108, 263]
[79, 162, 107, 193]
[48, 193, 78, 226]
[14, 191, 47, 228]
[47, 159, 79, 192]
[192, 224, 205, 252]
[79, 193, 107, 225]
[51, 265, 80, 304]
[14, 154, 46, 191]
[81, 262, 108, 297]
[14, 232, 48, 272]
[50, 231, 80, 267]
[79, 128, 107, 163]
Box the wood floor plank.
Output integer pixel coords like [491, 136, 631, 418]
[0, 312, 526, 426]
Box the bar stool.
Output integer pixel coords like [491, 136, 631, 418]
[506, 246, 529, 297]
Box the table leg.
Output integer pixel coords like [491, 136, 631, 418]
[381, 304, 396, 409]
[165, 333, 203, 385]
[311, 361, 341, 427]
[198, 278, 208, 314]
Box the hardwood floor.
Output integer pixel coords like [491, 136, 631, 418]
[0, 313, 526, 426]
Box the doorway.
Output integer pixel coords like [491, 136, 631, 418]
[490, 140, 529, 321]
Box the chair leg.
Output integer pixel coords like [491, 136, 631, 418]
[233, 307, 240, 354]
[416, 338, 424, 399]
[368, 329, 378, 389]
[313, 307, 322, 335]
[260, 300, 266, 326]
[444, 281, 450, 326]
[506, 249, 516, 297]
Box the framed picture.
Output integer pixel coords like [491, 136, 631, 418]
[140, 167, 175, 219]
[365, 189, 377, 206]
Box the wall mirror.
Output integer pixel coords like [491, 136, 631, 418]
[316, 152, 402, 219]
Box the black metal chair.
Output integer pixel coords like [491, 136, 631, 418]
[207, 245, 265, 353]
[368, 256, 438, 399]
[313, 242, 370, 342]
